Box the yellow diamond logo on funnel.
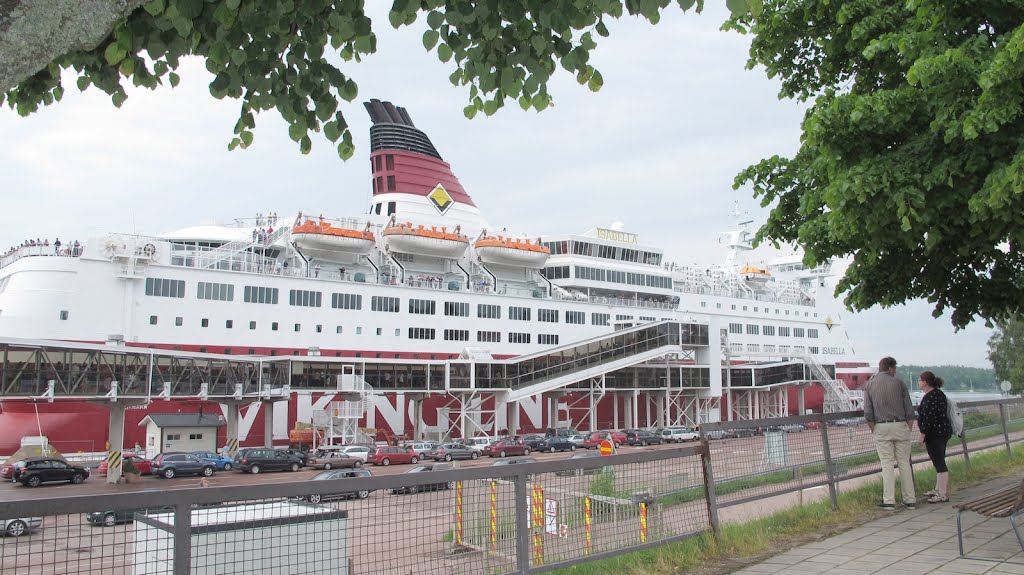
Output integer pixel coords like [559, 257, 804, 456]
[825, 315, 834, 331]
[427, 184, 453, 214]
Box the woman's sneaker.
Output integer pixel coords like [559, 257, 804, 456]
[928, 494, 949, 503]
[923, 489, 938, 497]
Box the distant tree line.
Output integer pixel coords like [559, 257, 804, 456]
[895, 365, 998, 391]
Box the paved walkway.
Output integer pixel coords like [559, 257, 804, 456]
[731, 475, 1024, 574]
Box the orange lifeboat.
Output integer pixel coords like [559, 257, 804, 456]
[739, 264, 771, 285]
[475, 235, 550, 267]
[292, 219, 375, 257]
[382, 222, 469, 258]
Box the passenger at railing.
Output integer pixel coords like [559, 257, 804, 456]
[314, 263, 321, 278]
[252, 229, 257, 242]
[53, 238, 61, 254]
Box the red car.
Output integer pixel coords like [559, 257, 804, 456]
[483, 439, 531, 458]
[0, 462, 15, 480]
[366, 446, 419, 466]
[98, 454, 153, 475]
[583, 431, 626, 450]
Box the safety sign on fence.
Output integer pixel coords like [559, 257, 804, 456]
[544, 498, 558, 535]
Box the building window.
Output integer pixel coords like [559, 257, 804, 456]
[145, 277, 185, 298]
[189, 433, 203, 440]
[477, 331, 501, 343]
[477, 304, 501, 319]
[387, 175, 396, 192]
[289, 289, 322, 307]
[226, 320, 233, 329]
[385, 154, 394, 170]
[538, 309, 559, 323]
[808, 329, 819, 338]
[444, 301, 469, 317]
[336, 326, 343, 334]
[779, 326, 790, 337]
[175, 317, 183, 327]
[294, 323, 301, 332]
[166, 434, 181, 441]
[409, 327, 436, 340]
[762, 325, 776, 336]
[730, 343, 742, 353]
[249, 321, 256, 330]
[59, 310, 69, 320]
[316, 324, 323, 333]
[201, 318, 209, 328]
[331, 293, 362, 310]
[272, 322, 279, 331]
[444, 329, 470, 341]
[539, 334, 559, 345]
[243, 286, 279, 304]
[793, 327, 805, 337]
[729, 323, 742, 334]
[509, 306, 531, 321]
[565, 311, 585, 325]
[394, 328, 400, 336]
[376, 327, 382, 336]
[356, 327, 362, 335]
[408, 299, 436, 315]
[371, 296, 400, 312]
[592, 313, 609, 326]
[197, 281, 234, 302]
[764, 344, 776, 353]
[509, 332, 531, 344]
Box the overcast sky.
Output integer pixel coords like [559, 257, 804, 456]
[0, 3, 994, 368]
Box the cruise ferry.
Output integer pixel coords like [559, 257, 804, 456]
[0, 100, 870, 453]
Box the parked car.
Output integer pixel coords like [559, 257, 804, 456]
[521, 434, 548, 450]
[190, 451, 234, 471]
[12, 457, 90, 487]
[86, 505, 174, 527]
[1, 517, 42, 536]
[582, 431, 625, 449]
[430, 443, 480, 461]
[367, 445, 419, 466]
[698, 427, 728, 440]
[725, 427, 760, 438]
[535, 436, 577, 453]
[389, 463, 454, 495]
[338, 445, 371, 462]
[780, 424, 806, 433]
[306, 450, 362, 470]
[235, 448, 304, 474]
[464, 437, 495, 453]
[489, 457, 537, 480]
[659, 427, 700, 443]
[98, 454, 153, 475]
[282, 448, 310, 465]
[555, 452, 604, 476]
[567, 434, 589, 446]
[482, 439, 531, 458]
[300, 468, 374, 502]
[625, 430, 663, 446]
[404, 442, 439, 459]
[151, 452, 216, 479]
[545, 427, 580, 438]
[0, 462, 15, 480]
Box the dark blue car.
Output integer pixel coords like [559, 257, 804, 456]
[191, 451, 234, 471]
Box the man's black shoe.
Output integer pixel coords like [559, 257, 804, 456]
[903, 501, 917, 509]
[876, 502, 896, 510]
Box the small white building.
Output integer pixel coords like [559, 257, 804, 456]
[139, 414, 223, 459]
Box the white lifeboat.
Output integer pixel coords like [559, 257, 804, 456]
[292, 219, 375, 259]
[739, 265, 771, 286]
[475, 235, 550, 268]
[382, 222, 469, 258]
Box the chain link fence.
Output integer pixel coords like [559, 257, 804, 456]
[1, 397, 1021, 574]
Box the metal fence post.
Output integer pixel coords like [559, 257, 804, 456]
[819, 420, 839, 510]
[699, 438, 720, 538]
[1001, 403, 1012, 461]
[514, 472, 531, 575]
[173, 503, 192, 575]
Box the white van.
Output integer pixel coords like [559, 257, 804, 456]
[660, 427, 699, 443]
[465, 437, 495, 453]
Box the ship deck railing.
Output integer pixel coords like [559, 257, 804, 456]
[0, 244, 82, 270]
[673, 283, 815, 307]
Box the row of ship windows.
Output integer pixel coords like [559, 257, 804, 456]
[541, 240, 663, 266]
[732, 343, 819, 355]
[702, 300, 818, 318]
[541, 266, 672, 289]
[141, 314, 560, 344]
[728, 323, 820, 338]
[143, 278, 613, 326]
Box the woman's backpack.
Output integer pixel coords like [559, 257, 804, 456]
[947, 398, 964, 437]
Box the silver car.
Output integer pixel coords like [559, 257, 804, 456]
[2, 517, 42, 537]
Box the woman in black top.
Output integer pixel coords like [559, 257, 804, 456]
[917, 371, 953, 503]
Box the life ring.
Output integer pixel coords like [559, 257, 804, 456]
[143, 243, 156, 257]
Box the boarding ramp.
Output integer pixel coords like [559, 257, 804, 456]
[446, 320, 710, 402]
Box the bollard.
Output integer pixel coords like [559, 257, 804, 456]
[455, 481, 463, 547]
[585, 496, 592, 556]
[490, 480, 497, 551]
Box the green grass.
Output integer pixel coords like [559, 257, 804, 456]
[545, 443, 1024, 575]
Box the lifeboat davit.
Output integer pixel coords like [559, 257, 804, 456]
[382, 222, 469, 258]
[475, 235, 550, 268]
[740, 265, 771, 285]
[292, 219, 375, 258]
